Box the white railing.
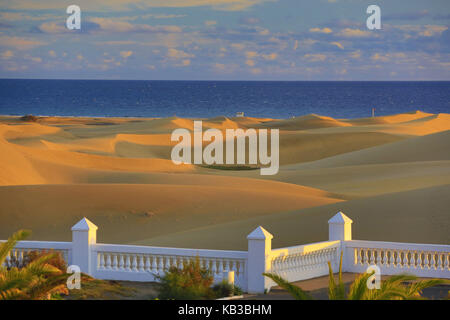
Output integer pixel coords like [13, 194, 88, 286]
[93, 243, 247, 288]
[270, 240, 340, 283]
[343, 240, 450, 278]
[2, 241, 72, 267]
[1, 212, 449, 294]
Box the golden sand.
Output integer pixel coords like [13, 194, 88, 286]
[0, 111, 449, 248]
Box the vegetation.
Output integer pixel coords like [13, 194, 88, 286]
[264, 252, 448, 300]
[157, 257, 242, 299]
[20, 115, 39, 122]
[201, 164, 260, 171]
[212, 280, 243, 298]
[0, 230, 70, 300]
[65, 275, 136, 300]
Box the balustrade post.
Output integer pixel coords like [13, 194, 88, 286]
[328, 211, 353, 241]
[71, 217, 98, 276]
[247, 226, 273, 294]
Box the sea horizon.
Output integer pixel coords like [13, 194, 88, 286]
[1, 79, 448, 119]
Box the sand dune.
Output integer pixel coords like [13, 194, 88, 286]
[0, 182, 342, 243]
[137, 184, 450, 250]
[0, 111, 449, 249]
[288, 130, 450, 169]
[255, 114, 351, 130]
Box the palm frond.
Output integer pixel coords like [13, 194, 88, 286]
[348, 272, 372, 300]
[0, 230, 31, 265]
[327, 251, 346, 300]
[263, 273, 312, 300]
[404, 279, 449, 299]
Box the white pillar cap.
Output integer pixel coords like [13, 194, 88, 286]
[71, 217, 98, 231]
[247, 226, 273, 240]
[328, 211, 353, 224]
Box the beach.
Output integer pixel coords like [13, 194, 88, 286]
[0, 111, 449, 250]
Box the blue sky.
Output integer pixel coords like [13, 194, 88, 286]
[0, 0, 449, 80]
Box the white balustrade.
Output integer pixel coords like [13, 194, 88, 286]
[2, 213, 449, 295]
[269, 241, 341, 284]
[92, 243, 247, 287]
[344, 240, 450, 278]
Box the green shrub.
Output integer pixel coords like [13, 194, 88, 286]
[212, 280, 243, 298]
[157, 257, 214, 300]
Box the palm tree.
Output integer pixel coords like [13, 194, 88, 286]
[0, 230, 70, 300]
[264, 251, 448, 300]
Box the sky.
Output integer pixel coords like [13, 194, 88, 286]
[0, 0, 449, 80]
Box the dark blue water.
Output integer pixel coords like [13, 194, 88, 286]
[0, 79, 448, 119]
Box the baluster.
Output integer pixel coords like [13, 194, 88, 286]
[228, 260, 234, 274]
[288, 255, 294, 271]
[218, 259, 224, 276]
[364, 250, 369, 264]
[401, 251, 408, 268]
[98, 253, 104, 270]
[105, 254, 112, 270]
[374, 250, 379, 265]
[370, 250, 375, 265]
[381, 250, 387, 266]
[437, 253, 443, 270]
[430, 252, 436, 270]
[211, 259, 217, 277]
[237, 260, 242, 275]
[356, 249, 362, 266]
[410, 251, 416, 269]
[137, 255, 144, 272]
[307, 252, 312, 269]
[119, 254, 124, 271]
[63, 251, 69, 264]
[144, 256, 151, 272]
[394, 250, 400, 267]
[386, 250, 391, 266]
[445, 254, 449, 270]
[18, 250, 24, 265]
[125, 254, 131, 271]
[417, 251, 422, 269]
[424, 252, 430, 269]
[158, 256, 165, 273]
[151, 256, 158, 273]
[112, 254, 118, 270]
[301, 253, 307, 270]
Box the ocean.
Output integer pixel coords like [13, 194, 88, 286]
[0, 79, 448, 119]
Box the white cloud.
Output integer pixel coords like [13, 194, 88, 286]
[0, 36, 47, 50]
[330, 41, 344, 49]
[304, 53, 327, 62]
[1, 50, 14, 59]
[310, 27, 332, 34]
[337, 28, 371, 38]
[120, 51, 133, 58]
[167, 48, 194, 59]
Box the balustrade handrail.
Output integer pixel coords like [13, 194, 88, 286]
[3, 240, 72, 250]
[345, 239, 450, 252]
[93, 243, 248, 260]
[271, 240, 341, 257]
